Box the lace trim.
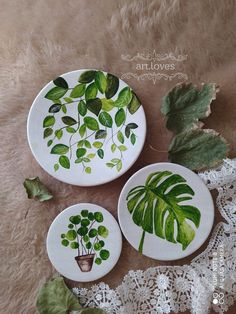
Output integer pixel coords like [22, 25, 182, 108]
[72, 159, 236, 314]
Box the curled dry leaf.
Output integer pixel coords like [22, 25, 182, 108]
[161, 82, 218, 134]
[23, 177, 53, 202]
[168, 129, 229, 171]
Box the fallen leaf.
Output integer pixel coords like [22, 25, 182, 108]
[168, 129, 229, 170]
[36, 277, 81, 314]
[23, 177, 53, 202]
[161, 83, 218, 133]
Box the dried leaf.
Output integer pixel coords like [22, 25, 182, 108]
[36, 277, 81, 314]
[168, 129, 229, 170]
[23, 177, 53, 202]
[161, 83, 218, 133]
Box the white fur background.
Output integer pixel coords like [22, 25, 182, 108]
[0, 0, 236, 313]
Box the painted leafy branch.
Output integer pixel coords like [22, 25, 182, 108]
[161, 82, 229, 170]
[126, 171, 201, 252]
[61, 209, 110, 269]
[42, 70, 141, 174]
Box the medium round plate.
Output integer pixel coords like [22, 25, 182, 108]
[27, 69, 146, 186]
[47, 203, 122, 282]
[118, 163, 214, 261]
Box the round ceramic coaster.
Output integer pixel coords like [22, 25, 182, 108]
[47, 203, 122, 282]
[27, 69, 146, 186]
[118, 163, 214, 261]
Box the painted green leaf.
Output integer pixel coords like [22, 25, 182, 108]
[81, 218, 90, 226]
[76, 148, 87, 158]
[95, 71, 107, 93]
[94, 212, 103, 222]
[115, 108, 126, 127]
[84, 117, 99, 131]
[111, 143, 116, 152]
[23, 177, 53, 202]
[81, 209, 88, 217]
[85, 167, 91, 174]
[99, 111, 113, 128]
[98, 226, 109, 238]
[127, 123, 138, 129]
[106, 162, 114, 168]
[51, 144, 69, 155]
[47, 140, 53, 147]
[66, 230, 77, 241]
[116, 160, 122, 172]
[128, 92, 141, 114]
[54, 164, 59, 171]
[95, 129, 107, 139]
[86, 98, 102, 116]
[87, 153, 96, 159]
[53, 77, 68, 89]
[61, 116, 77, 126]
[78, 70, 96, 83]
[45, 87, 68, 100]
[100, 249, 110, 260]
[101, 98, 114, 111]
[70, 84, 86, 98]
[161, 83, 217, 133]
[78, 226, 88, 236]
[66, 127, 76, 133]
[114, 87, 132, 107]
[61, 104, 67, 114]
[84, 140, 91, 148]
[126, 171, 201, 252]
[59, 156, 70, 169]
[93, 141, 103, 148]
[117, 131, 124, 144]
[168, 129, 229, 171]
[44, 128, 53, 138]
[97, 149, 104, 159]
[55, 129, 63, 139]
[64, 97, 73, 103]
[105, 73, 119, 99]
[49, 103, 61, 113]
[119, 145, 127, 151]
[79, 124, 86, 137]
[95, 258, 102, 265]
[43, 116, 55, 127]
[94, 242, 102, 251]
[125, 126, 130, 138]
[61, 239, 69, 246]
[69, 215, 81, 224]
[70, 242, 79, 249]
[78, 100, 87, 116]
[131, 133, 136, 145]
[85, 82, 98, 101]
[36, 277, 82, 314]
[86, 242, 92, 249]
[89, 229, 98, 238]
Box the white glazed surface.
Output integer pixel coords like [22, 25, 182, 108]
[27, 69, 146, 186]
[47, 203, 122, 282]
[118, 163, 215, 261]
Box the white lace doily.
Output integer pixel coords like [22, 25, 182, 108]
[72, 159, 236, 314]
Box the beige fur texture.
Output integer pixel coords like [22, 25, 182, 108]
[0, 0, 236, 313]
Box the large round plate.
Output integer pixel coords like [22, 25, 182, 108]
[27, 69, 146, 186]
[118, 163, 214, 261]
[47, 203, 122, 282]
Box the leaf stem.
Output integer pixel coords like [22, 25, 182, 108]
[138, 230, 145, 253]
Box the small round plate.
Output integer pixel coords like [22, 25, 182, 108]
[27, 69, 146, 186]
[47, 203, 122, 282]
[118, 163, 214, 261]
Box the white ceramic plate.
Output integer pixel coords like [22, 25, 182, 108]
[118, 163, 214, 261]
[27, 69, 146, 186]
[47, 203, 122, 282]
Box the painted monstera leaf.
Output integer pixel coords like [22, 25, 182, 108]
[126, 171, 201, 252]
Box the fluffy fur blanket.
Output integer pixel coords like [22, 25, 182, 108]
[0, 0, 236, 313]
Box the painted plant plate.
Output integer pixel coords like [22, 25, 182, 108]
[47, 203, 122, 282]
[118, 163, 214, 261]
[27, 69, 146, 186]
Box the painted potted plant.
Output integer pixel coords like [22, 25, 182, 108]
[60, 209, 110, 272]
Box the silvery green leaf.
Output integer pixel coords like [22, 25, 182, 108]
[161, 83, 218, 133]
[23, 177, 53, 202]
[168, 129, 229, 170]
